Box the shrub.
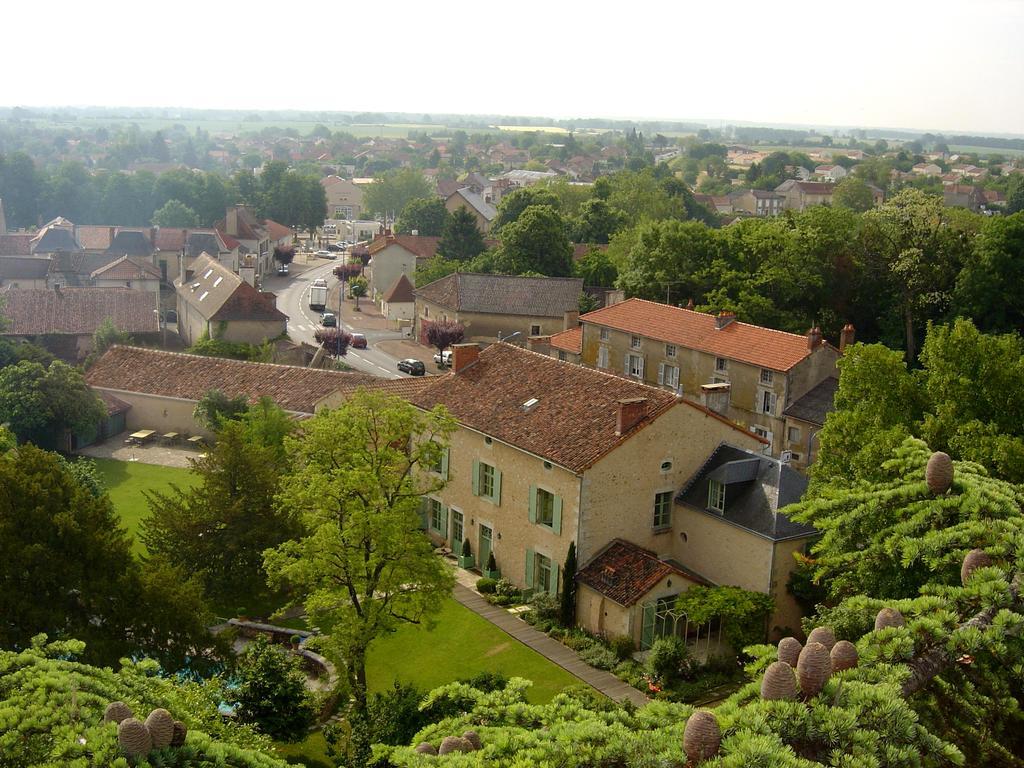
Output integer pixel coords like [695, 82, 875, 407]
[646, 636, 690, 685]
[608, 634, 636, 661]
[461, 538, 471, 557]
[459, 671, 508, 692]
[368, 681, 427, 746]
[578, 644, 619, 671]
[476, 578, 497, 594]
[494, 578, 519, 598]
[529, 591, 560, 621]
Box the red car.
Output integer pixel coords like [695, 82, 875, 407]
[351, 333, 367, 349]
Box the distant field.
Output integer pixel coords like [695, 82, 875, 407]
[496, 124, 570, 134]
[948, 144, 1024, 158]
[19, 116, 454, 138]
[91, 457, 198, 554]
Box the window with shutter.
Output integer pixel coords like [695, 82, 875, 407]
[657, 362, 665, 385]
[597, 346, 609, 368]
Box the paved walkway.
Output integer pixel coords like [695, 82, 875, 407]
[451, 580, 649, 707]
[76, 432, 203, 468]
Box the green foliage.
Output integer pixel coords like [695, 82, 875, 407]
[362, 168, 433, 218]
[475, 578, 497, 594]
[367, 681, 429, 746]
[490, 186, 561, 234]
[415, 254, 462, 286]
[192, 388, 251, 430]
[0, 359, 105, 448]
[571, 198, 627, 244]
[85, 318, 131, 368]
[231, 637, 317, 742]
[437, 206, 486, 262]
[396, 196, 449, 236]
[955, 212, 1024, 333]
[490, 204, 573, 277]
[188, 333, 274, 363]
[832, 175, 875, 212]
[0, 637, 285, 768]
[646, 636, 691, 684]
[673, 585, 774, 651]
[152, 197, 200, 227]
[573, 246, 618, 287]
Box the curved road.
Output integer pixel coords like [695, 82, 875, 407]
[264, 260, 409, 380]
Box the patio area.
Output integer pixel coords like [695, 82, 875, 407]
[76, 430, 209, 468]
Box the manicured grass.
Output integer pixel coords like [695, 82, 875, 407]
[273, 732, 333, 768]
[90, 457, 198, 554]
[366, 598, 580, 704]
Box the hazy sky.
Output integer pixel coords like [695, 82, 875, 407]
[5, 0, 1023, 135]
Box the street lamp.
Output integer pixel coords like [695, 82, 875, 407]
[498, 331, 521, 343]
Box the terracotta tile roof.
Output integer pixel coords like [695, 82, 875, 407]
[1, 288, 160, 336]
[409, 343, 684, 472]
[368, 234, 441, 259]
[0, 234, 33, 256]
[550, 326, 582, 354]
[581, 298, 826, 372]
[262, 219, 294, 241]
[576, 539, 700, 606]
[86, 345, 416, 414]
[415, 273, 583, 318]
[75, 225, 116, 251]
[382, 273, 415, 303]
[90, 255, 161, 281]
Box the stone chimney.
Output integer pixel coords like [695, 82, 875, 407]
[615, 398, 648, 436]
[563, 310, 579, 330]
[714, 311, 736, 330]
[839, 323, 856, 353]
[226, 206, 239, 236]
[526, 336, 551, 354]
[806, 326, 823, 351]
[451, 342, 480, 373]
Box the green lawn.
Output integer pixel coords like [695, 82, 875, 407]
[366, 598, 579, 704]
[90, 458, 198, 554]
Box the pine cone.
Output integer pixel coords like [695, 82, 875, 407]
[438, 736, 473, 755]
[961, 549, 992, 585]
[117, 717, 152, 757]
[874, 607, 906, 630]
[777, 637, 802, 667]
[682, 710, 721, 763]
[797, 642, 831, 698]
[171, 720, 187, 748]
[760, 661, 798, 700]
[103, 701, 133, 724]
[145, 708, 175, 749]
[807, 626, 836, 651]
[830, 640, 858, 671]
[462, 730, 482, 750]
[926, 451, 953, 494]
[415, 742, 438, 755]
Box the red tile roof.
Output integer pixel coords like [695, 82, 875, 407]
[90, 255, 162, 280]
[382, 273, 415, 304]
[262, 219, 294, 242]
[368, 234, 441, 259]
[550, 326, 582, 354]
[409, 342, 742, 473]
[581, 298, 827, 372]
[576, 539, 703, 606]
[0, 234, 33, 256]
[86, 345, 423, 414]
[75, 225, 116, 251]
[1, 288, 160, 336]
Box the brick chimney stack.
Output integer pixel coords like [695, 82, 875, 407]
[451, 343, 480, 373]
[563, 310, 579, 330]
[615, 398, 648, 436]
[806, 326, 823, 351]
[839, 323, 856, 353]
[715, 311, 736, 330]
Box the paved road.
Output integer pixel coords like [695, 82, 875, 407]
[266, 260, 409, 379]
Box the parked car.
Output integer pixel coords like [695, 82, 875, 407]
[315, 250, 334, 259]
[397, 358, 426, 376]
[276, 264, 289, 276]
[351, 333, 367, 349]
[433, 349, 453, 367]
[320, 312, 337, 327]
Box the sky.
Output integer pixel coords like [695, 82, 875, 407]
[4, 0, 1023, 136]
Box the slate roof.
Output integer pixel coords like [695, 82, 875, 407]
[0, 288, 160, 336]
[91, 255, 162, 281]
[580, 298, 830, 372]
[178, 254, 286, 323]
[576, 539, 702, 606]
[86, 345, 416, 414]
[783, 376, 838, 426]
[775, 180, 835, 195]
[382, 273, 415, 304]
[415, 273, 583, 318]
[105, 230, 154, 257]
[0, 256, 50, 281]
[448, 188, 496, 221]
[677, 443, 815, 541]
[550, 326, 582, 354]
[409, 343, 754, 473]
[31, 226, 81, 253]
[0, 234, 33, 256]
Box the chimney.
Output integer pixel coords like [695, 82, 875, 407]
[563, 310, 579, 330]
[806, 326, 823, 351]
[451, 342, 480, 373]
[108, 226, 115, 245]
[615, 398, 648, 436]
[839, 323, 856, 353]
[714, 311, 736, 330]
[526, 335, 551, 354]
[226, 206, 239, 236]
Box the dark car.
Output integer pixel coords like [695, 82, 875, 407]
[397, 358, 426, 376]
[320, 312, 337, 327]
[351, 332, 367, 349]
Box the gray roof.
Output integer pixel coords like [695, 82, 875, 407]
[783, 376, 838, 426]
[188, 232, 223, 258]
[450, 187, 497, 221]
[0, 256, 51, 281]
[32, 227, 81, 254]
[415, 272, 583, 317]
[677, 443, 815, 541]
[105, 230, 154, 257]
[48, 253, 129, 287]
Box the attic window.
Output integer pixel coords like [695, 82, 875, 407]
[199, 291, 209, 302]
[484, 436, 493, 446]
[543, 461, 552, 471]
[191, 282, 200, 290]
[708, 479, 726, 513]
[203, 269, 213, 279]
[522, 397, 539, 412]
[213, 276, 223, 287]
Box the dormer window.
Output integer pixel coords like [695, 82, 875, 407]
[708, 479, 726, 513]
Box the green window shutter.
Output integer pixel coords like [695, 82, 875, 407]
[418, 497, 428, 530]
[528, 484, 537, 523]
[471, 459, 480, 495]
[549, 563, 560, 597]
[441, 448, 450, 480]
[525, 548, 535, 589]
[493, 469, 502, 505]
[552, 496, 562, 535]
[641, 602, 655, 650]
[441, 505, 449, 537]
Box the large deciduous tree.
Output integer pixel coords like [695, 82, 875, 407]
[231, 637, 317, 741]
[491, 204, 573, 277]
[0, 360, 105, 448]
[954, 212, 1024, 333]
[362, 168, 432, 218]
[424, 319, 465, 355]
[437, 206, 486, 262]
[395, 197, 449, 236]
[490, 186, 561, 234]
[264, 390, 455, 767]
[832, 175, 875, 212]
[152, 198, 200, 227]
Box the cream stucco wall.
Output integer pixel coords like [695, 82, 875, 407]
[90, 388, 212, 438]
[415, 299, 570, 345]
[370, 246, 417, 301]
[445, 197, 491, 234]
[577, 570, 700, 646]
